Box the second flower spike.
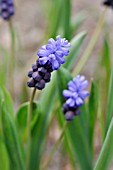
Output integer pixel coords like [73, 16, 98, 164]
[62, 75, 89, 121]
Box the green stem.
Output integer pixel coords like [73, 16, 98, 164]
[26, 87, 37, 170]
[73, 8, 107, 76]
[8, 19, 15, 97]
[42, 121, 68, 170]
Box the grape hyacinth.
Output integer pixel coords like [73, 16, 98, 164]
[62, 75, 89, 121]
[103, 0, 113, 8]
[38, 35, 71, 70]
[27, 35, 71, 90]
[0, 0, 15, 20]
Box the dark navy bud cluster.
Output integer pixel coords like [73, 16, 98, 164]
[0, 0, 15, 20]
[103, 0, 113, 8]
[27, 35, 71, 90]
[62, 75, 89, 121]
[27, 60, 53, 90]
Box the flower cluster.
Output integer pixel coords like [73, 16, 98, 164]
[27, 35, 71, 90]
[0, 0, 15, 20]
[103, 0, 113, 8]
[37, 35, 71, 70]
[62, 75, 89, 121]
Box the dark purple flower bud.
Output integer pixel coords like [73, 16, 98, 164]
[27, 78, 35, 87]
[74, 108, 80, 115]
[38, 67, 47, 76]
[32, 63, 38, 71]
[35, 80, 45, 90]
[28, 70, 33, 78]
[43, 72, 51, 82]
[103, 0, 113, 8]
[62, 103, 69, 114]
[65, 111, 74, 121]
[32, 72, 42, 81]
[45, 61, 53, 72]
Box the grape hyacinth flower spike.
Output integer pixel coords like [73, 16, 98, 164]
[27, 35, 71, 90]
[62, 75, 89, 121]
[103, 0, 113, 8]
[0, 0, 15, 20]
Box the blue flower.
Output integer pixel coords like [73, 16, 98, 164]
[37, 35, 71, 70]
[0, 0, 15, 20]
[63, 75, 89, 107]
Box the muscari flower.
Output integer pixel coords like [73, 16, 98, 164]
[103, 0, 113, 8]
[27, 35, 71, 90]
[62, 75, 89, 121]
[0, 0, 15, 20]
[38, 35, 71, 70]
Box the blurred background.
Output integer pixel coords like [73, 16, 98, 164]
[0, 0, 113, 169]
[0, 0, 113, 97]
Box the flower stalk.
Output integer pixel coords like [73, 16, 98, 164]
[8, 19, 15, 97]
[26, 87, 37, 170]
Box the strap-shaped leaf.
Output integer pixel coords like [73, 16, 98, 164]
[0, 137, 9, 170]
[88, 81, 98, 153]
[1, 103, 25, 170]
[105, 68, 113, 133]
[16, 102, 40, 142]
[94, 118, 113, 170]
[63, 31, 86, 70]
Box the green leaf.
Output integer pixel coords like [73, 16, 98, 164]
[57, 67, 72, 103]
[97, 38, 111, 139]
[47, 0, 63, 38]
[100, 38, 111, 76]
[88, 81, 98, 153]
[1, 102, 25, 170]
[63, 31, 86, 70]
[94, 118, 113, 170]
[62, 0, 71, 39]
[0, 136, 9, 170]
[105, 68, 113, 133]
[16, 102, 40, 142]
[67, 119, 92, 170]
[0, 87, 13, 116]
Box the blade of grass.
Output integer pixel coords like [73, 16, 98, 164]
[105, 68, 113, 134]
[94, 118, 113, 170]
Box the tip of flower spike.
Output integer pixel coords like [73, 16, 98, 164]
[37, 35, 71, 71]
